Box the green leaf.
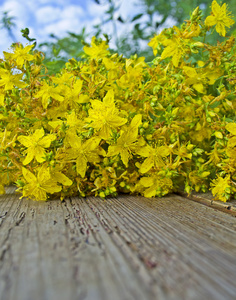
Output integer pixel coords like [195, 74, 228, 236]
[131, 14, 143, 22]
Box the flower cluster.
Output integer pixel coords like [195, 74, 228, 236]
[0, 0, 235, 202]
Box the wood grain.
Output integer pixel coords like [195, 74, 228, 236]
[176, 191, 236, 214]
[0, 188, 235, 300]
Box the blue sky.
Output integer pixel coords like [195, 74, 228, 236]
[0, 0, 148, 55]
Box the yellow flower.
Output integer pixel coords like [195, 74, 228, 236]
[205, 0, 235, 37]
[66, 132, 101, 178]
[210, 174, 231, 202]
[84, 36, 109, 59]
[0, 69, 27, 90]
[161, 36, 188, 67]
[148, 33, 166, 56]
[34, 81, 64, 109]
[3, 44, 34, 68]
[65, 110, 84, 133]
[205, 143, 221, 165]
[21, 165, 62, 201]
[117, 58, 145, 90]
[137, 145, 170, 173]
[60, 79, 88, 108]
[157, 27, 193, 67]
[183, 66, 206, 93]
[225, 123, 236, 158]
[137, 175, 173, 197]
[183, 66, 221, 93]
[87, 90, 127, 139]
[18, 128, 56, 165]
[107, 114, 142, 167]
[51, 72, 74, 86]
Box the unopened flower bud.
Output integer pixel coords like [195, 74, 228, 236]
[192, 6, 199, 18]
[193, 42, 204, 48]
[191, 6, 201, 21]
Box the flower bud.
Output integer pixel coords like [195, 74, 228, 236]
[193, 42, 204, 48]
[192, 6, 199, 18]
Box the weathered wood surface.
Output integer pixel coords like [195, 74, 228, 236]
[0, 187, 236, 300]
[177, 191, 236, 214]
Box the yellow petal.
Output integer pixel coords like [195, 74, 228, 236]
[183, 66, 197, 78]
[73, 80, 83, 93]
[83, 137, 100, 152]
[34, 146, 46, 163]
[68, 132, 82, 148]
[140, 157, 154, 173]
[18, 135, 33, 147]
[76, 156, 87, 177]
[32, 128, 45, 141]
[159, 146, 170, 157]
[109, 115, 127, 127]
[215, 23, 226, 37]
[144, 186, 157, 198]
[172, 51, 181, 67]
[227, 137, 236, 148]
[38, 134, 56, 148]
[99, 124, 111, 140]
[131, 114, 142, 128]
[53, 172, 73, 186]
[136, 146, 151, 157]
[140, 177, 153, 187]
[0, 93, 4, 106]
[205, 15, 216, 27]
[226, 123, 236, 135]
[120, 149, 129, 167]
[78, 94, 90, 103]
[22, 167, 37, 183]
[211, 0, 220, 16]
[107, 145, 120, 157]
[42, 181, 62, 194]
[48, 120, 63, 129]
[38, 165, 51, 183]
[193, 83, 205, 93]
[103, 89, 114, 106]
[23, 148, 35, 165]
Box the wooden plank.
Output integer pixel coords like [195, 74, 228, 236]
[0, 189, 235, 300]
[176, 191, 236, 214]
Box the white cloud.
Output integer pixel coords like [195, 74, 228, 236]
[0, 30, 12, 49]
[87, 0, 110, 17]
[0, 0, 30, 24]
[118, 0, 142, 19]
[36, 4, 86, 38]
[63, 5, 84, 19]
[40, 18, 82, 37]
[36, 6, 62, 25]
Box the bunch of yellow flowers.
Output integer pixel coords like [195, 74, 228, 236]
[0, 0, 235, 202]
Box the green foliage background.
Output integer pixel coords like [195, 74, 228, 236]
[1, 0, 236, 72]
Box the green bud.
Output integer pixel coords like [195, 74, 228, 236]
[139, 128, 145, 134]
